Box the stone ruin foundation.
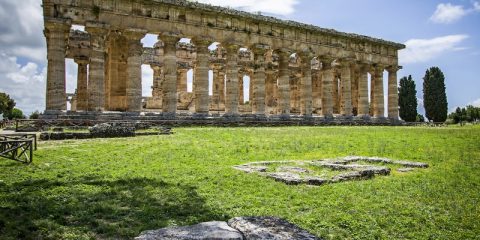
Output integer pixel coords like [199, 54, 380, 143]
[234, 156, 429, 186]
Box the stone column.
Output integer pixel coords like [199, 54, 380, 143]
[124, 29, 146, 112]
[160, 34, 180, 115]
[265, 70, 276, 108]
[150, 64, 163, 109]
[74, 58, 89, 111]
[86, 23, 109, 111]
[252, 44, 269, 115]
[332, 75, 339, 114]
[351, 65, 359, 115]
[387, 65, 400, 119]
[192, 38, 212, 114]
[372, 65, 385, 118]
[299, 52, 313, 116]
[225, 44, 240, 115]
[340, 61, 353, 116]
[44, 19, 70, 111]
[212, 65, 225, 110]
[320, 58, 334, 117]
[357, 64, 370, 116]
[277, 49, 292, 116]
[177, 70, 188, 94]
[238, 74, 244, 104]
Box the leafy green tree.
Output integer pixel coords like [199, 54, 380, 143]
[423, 67, 448, 122]
[398, 75, 418, 122]
[8, 108, 25, 120]
[0, 92, 16, 117]
[29, 110, 40, 119]
[416, 114, 425, 122]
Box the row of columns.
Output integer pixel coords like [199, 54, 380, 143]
[44, 20, 399, 119]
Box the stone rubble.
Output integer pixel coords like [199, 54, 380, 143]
[234, 156, 428, 186]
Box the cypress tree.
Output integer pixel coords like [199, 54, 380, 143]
[423, 67, 448, 122]
[398, 75, 417, 122]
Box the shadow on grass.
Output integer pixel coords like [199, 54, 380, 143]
[0, 176, 223, 239]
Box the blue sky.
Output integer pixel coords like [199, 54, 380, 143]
[0, 0, 479, 115]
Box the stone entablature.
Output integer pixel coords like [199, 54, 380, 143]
[43, 0, 405, 120]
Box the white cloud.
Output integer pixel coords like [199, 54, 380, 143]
[469, 98, 480, 107]
[475, 1, 480, 11]
[430, 3, 467, 23]
[399, 34, 469, 64]
[0, 53, 46, 115]
[430, 2, 480, 24]
[190, 0, 299, 15]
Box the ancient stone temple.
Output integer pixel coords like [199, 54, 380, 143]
[42, 0, 405, 122]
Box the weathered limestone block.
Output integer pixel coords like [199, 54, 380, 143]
[227, 217, 322, 240]
[266, 172, 303, 185]
[135, 221, 243, 240]
[86, 23, 109, 111]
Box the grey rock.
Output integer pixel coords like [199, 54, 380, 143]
[234, 165, 268, 173]
[135, 221, 243, 240]
[266, 172, 303, 185]
[397, 168, 415, 172]
[304, 177, 328, 186]
[228, 216, 322, 240]
[393, 161, 429, 168]
[277, 166, 310, 173]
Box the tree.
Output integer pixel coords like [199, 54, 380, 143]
[29, 110, 40, 119]
[416, 114, 425, 122]
[423, 67, 448, 122]
[8, 108, 25, 120]
[398, 75, 418, 122]
[0, 92, 16, 117]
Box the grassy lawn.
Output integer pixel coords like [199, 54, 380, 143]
[0, 126, 479, 239]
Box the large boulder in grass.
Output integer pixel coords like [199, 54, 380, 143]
[227, 216, 322, 240]
[89, 123, 135, 138]
[135, 221, 243, 240]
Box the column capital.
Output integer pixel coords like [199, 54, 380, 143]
[159, 32, 181, 44]
[224, 43, 241, 55]
[275, 48, 293, 58]
[44, 18, 71, 32]
[123, 28, 147, 40]
[192, 36, 213, 47]
[74, 57, 89, 65]
[85, 22, 110, 34]
[251, 43, 270, 55]
[150, 64, 163, 71]
[386, 65, 402, 73]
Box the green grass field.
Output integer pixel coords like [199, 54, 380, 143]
[1, 126, 479, 239]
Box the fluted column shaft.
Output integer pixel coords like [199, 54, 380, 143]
[265, 71, 276, 108]
[340, 62, 353, 116]
[387, 66, 400, 119]
[277, 50, 291, 116]
[238, 74, 244, 104]
[161, 34, 180, 115]
[373, 65, 385, 117]
[45, 20, 70, 111]
[252, 45, 268, 115]
[225, 44, 240, 115]
[357, 64, 370, 116]
[86, 24, 108, 111]
[177, 70, 188, 94]
[193, 39, 211, 114]
[300, 55, 313, 116]
[75, 58, 89, 111]
[321, 60, 334, 117]
[212, 66, 225, 110]
[125, 29, 146, 112]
